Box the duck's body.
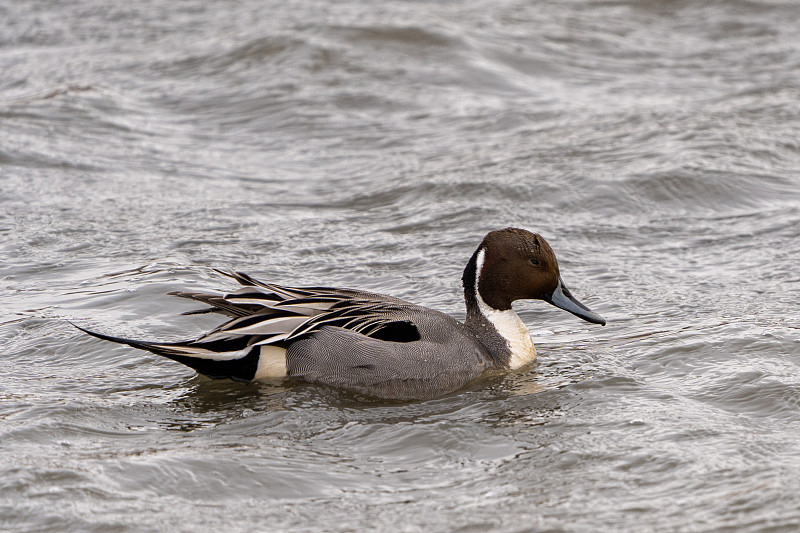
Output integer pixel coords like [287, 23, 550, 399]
[79, 228, 605, 400]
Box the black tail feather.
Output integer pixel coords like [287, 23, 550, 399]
[71, 323, 261, 382]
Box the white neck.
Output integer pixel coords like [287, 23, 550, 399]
[474, 249, 536, 369]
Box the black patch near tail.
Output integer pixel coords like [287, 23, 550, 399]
[73, 324, 260, 382]
[161, 349, 260, 382]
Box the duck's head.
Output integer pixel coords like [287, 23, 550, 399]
[463, 227, 606, 325]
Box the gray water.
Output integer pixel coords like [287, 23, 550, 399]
[2, 1, 800, 531]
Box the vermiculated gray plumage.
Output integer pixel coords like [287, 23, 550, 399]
[286, 314, 493, 399]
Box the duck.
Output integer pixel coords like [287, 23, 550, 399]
[77, 228, 605, 400]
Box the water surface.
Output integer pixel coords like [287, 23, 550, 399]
[2, 1, 800, 531]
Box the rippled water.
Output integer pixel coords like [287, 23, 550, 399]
[3, 1, 800, 531]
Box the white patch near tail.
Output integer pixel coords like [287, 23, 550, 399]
[254, 345, 288, 379]
[474, 249, 537, 369]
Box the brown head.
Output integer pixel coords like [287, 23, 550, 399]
[462, 227, 605, 325]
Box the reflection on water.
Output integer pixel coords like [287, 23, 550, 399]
[2, 0, 800, 531]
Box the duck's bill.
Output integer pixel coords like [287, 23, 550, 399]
[545, 278, 606, 326]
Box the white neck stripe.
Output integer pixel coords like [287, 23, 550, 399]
[473, 248, 536, 369]
[474, 248, 487, 294]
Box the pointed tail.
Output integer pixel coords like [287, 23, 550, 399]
[71, 323, 261, 382]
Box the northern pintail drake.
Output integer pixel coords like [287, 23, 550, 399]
[78, 228, 605, 400]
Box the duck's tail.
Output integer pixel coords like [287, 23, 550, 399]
[71, 323, 261, 382]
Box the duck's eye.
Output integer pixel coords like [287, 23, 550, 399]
[530, 258, 540, 266]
